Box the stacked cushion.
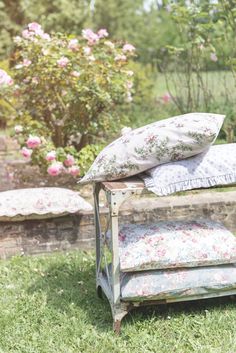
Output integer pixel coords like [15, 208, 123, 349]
[80, 113, 224, 183]
[143, 143, 236, 196]
[120, 265, 236, 301]
[106, 220, 236, 272]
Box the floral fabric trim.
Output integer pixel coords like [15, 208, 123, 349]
[80, 113, 225, 183]
[0, 187, 92, 218]
[142, 143, 236, 196]
[106, 219, 236, 271]
[120, 265, 236, 301]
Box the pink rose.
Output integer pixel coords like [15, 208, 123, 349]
[26, 135, 41, 149]
[82, 29, 99, 45]
[45, 151, 56, 162]
[87, 55, 96, 62]
[68, 166, 80, 176]
[23, 59, 32, 67]
[83, 47, 92, 55]
[14, 125, 23, 133]
[210, 53, 218, 62]
[126, 81, 133, 90]
[0, 69, 13, 86]
[22, 29, 32, 39]
[47, 162, 63, 176]
[122, 44, 135, 53]
[162, 93, 171, 104]
[57, 57, 69, 68]
[114, 54, 127, 61]
[64, 154, 75, 167]
[71, 71, 81, 78]
[21, 147, 32, 158]
[32, 77, 39, 84]
[126, 92, 133, 103]
[41, 33, 51, 41]
[28, 22, 42, 33]
[97, 29, 109, 38]
[126, 70, 134, 77]
[68, 39, 79, 50]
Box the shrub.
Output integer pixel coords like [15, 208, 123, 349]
[3, 23, 135, 177]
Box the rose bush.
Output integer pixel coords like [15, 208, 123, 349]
[4, 22, 135, 176]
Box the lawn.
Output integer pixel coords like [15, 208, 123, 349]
[0, 251, 236, 353]
[154, 71, 236, 98]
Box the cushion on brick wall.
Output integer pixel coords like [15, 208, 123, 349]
[0, 187, 92, 220]
[79, 112, 225, 183]
[142, 143, 236, 196]
[106, 219, 236, 272]
[119, 264, 236, 301]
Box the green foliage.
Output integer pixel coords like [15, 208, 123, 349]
[3, 24, 135, 176]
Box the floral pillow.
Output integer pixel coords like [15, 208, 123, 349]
[143, 143, 236, 196]
[120, 265, 236, 301]
[106, 219, 236, 272]
[79, 112, 225, 183]
[0, 187, 93, 220]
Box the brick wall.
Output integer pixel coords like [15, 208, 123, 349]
[0, 191, 236, 259]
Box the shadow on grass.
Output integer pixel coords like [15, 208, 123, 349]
[28, 259, 236, 332]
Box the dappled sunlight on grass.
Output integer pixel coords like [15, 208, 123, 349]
[0, 251, 236, 352]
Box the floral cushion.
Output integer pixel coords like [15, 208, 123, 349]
[0, 187, 93, 220]
[106, 220, 236, 272]
[143, 143, 236, 196]
[120, 265, 236, 301]
[80, 113, 225, 183]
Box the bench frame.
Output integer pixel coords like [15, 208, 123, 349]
[93, 178, 236, 334]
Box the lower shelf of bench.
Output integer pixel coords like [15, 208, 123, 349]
[98, 264, 236, 303]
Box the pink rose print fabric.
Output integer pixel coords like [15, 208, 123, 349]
[106, 219, 236, 272]
[120, 265, 236, 301]
[80, 113, 224, 183]
[0, 187, 92, 219]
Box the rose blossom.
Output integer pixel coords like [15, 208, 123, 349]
[121, 127, 132, 135]
[68, 38, 79, 50]
[14, 125, 23, 133]
[126, 81, 133, 90]
[64, 154, 75, 167]
[32, 77, 39, 84]
[162, 93, 171, 104]
[23, 59, 32, 67]
[68, 166, 80, 176]
[82, 29, 99, 45]
[210, 53, 218, 62]
[126, 70, 134, 77]
[126, 92, 133, 102]
[114, 54, 127, 61]
[71, 70, 81, 78]
[97, 29, 109, 38]
[41, 33, 51, 41]
[22, 29, 32, 39]
[57, 57, 69, 68]
[83, 47, 92, 55]
[21, 147, 32, 158]
[26, 135, 41, 149]
[87, 55, 96, 62]
[122, 43, 135, 53]
[28, 22, 42, 33]
[45, 151, 56, 162]
[47, 162, 63, 176]
[0, 69, 13, 86]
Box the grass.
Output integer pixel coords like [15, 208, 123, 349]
[154, 70, 236, 98]
[1, 251, 236, 353]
